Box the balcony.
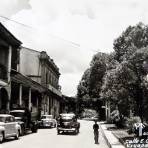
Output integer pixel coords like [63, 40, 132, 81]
[0, 64, 7, 80]
[48, 84, 62, 97]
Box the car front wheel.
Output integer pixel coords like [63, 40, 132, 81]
[0, 132, 4, 143]
[74, 128, 79, 135]
[57, 130, 60, 135]
[15, 130, 19, 140]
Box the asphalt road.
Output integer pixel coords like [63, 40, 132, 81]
[2, 120, 108, 148]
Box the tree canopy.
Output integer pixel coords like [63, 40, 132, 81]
[77, 22, 148, 121]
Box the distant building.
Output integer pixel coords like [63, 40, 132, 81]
[19, 47, 62, 117]
[0, 22, 21, 113]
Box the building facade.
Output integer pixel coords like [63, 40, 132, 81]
[0, 23, 21, 113]
[19, 47, 62, 117]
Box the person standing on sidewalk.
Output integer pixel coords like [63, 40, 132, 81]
[93, 120, 99, 144]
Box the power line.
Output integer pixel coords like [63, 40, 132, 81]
[0, 15, 80, 47]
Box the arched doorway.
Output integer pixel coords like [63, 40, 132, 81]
[0, 88, 8, 112]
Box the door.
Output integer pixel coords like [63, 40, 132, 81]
[10, 116, 17, 134]
[5, 117, 13, 136]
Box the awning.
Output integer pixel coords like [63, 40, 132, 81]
[11, 70, 46, 93]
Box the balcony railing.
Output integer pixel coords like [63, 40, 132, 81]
[0, 64, 7, 80]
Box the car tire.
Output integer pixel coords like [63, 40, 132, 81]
[77, 128, 80, 134]
[21, 126, 25, 136]
[32, 125, 38, 133]
[57, 130, 60, 135]
[0, 132, 4, 143]
[15, 130, 19, 140]
[32, 128, 37, 133]
[74, 129, 78, 135]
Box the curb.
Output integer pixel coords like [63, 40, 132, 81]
[100, 124, 125, 148]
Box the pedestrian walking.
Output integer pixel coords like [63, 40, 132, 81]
[93, 120, 99, 144]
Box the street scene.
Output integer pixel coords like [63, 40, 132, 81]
[1, 0, 148, 148]
[2, 120, 108, 148]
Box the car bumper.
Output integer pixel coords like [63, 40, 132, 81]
[40, 123, 52, 127]
[57, 127, 76, 132]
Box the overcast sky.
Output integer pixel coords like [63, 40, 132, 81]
[0, 0, 148, 96]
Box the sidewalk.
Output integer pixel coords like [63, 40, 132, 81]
[100, 123, 125, 148]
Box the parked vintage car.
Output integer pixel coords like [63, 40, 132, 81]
[39, 115, 56, 128]
[0, 114, 21, 143]
[57, 113, 80, 135]
[10, 108, 38, 135]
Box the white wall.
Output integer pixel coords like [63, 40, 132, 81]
[19, 47, 41, 83]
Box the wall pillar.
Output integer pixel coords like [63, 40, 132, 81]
[29, 88, 32, 111]
[19, 84, 22, 106]
[8, 46, 12, 83]
[105, 100, 108, 121]
[6, 46, 12, 112]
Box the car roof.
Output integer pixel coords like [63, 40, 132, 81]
[10, 110, 25, 113]
[60, 113, 75, 116]
[0, 114, 13, 117]
[60, 113, 76, 118]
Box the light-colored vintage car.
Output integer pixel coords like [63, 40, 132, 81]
[40, 115, 56, 128]
[0, 114, 21, 143]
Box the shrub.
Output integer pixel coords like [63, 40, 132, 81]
[126, 116, 141, 134]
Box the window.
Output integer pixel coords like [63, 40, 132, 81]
[10, 116, 15, 122]
[5, 117, 11, 123]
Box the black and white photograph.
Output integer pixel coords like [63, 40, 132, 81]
[0, 0, 148, 148]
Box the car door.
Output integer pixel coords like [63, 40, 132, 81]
[5, 117, 12, 136]
[10, 116, 16, 134]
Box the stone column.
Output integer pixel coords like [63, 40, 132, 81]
[19, 84, 22, 106]
[6, 46, 12, 111]
[29, 88, 32, 111]
[8, 46, 12, 83]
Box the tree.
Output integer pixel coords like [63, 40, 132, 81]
[114, 22, 148, 62]
[77, 68, 91, 113]
[101, 47, 148, 121]
[89, 52, 109, 98]
[77, 52, 109, 116]
[77, 68, 90, 100]
[127, 47, 148, 121]
[100, 61, 136, 116]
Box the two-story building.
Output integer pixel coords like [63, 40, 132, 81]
[0, 23, 63, 118]
[19, 47, 62, 117]
[0, 22, 21, 113]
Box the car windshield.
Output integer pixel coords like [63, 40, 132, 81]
[10, 112, 24, 117]
[41, 115, 53, 119]
[0, 117, 5, 122]
[60, 115, 75, 122]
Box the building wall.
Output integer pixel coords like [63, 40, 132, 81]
[19, 47, 62, 117]
[40, 53, 60, 89]
[0, 46, 8, 68]
[19, 47, 41, 84]
[0, 46, 8, 81]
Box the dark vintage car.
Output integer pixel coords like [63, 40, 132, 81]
[57, 113, 80, 135]
[10, 108, 38, 135]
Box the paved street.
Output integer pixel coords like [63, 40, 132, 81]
[2, 120, 108, 148]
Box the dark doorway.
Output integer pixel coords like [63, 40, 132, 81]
[0, 88, 8, 112]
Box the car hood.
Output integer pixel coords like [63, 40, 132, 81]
[0, 122, 5, 126]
